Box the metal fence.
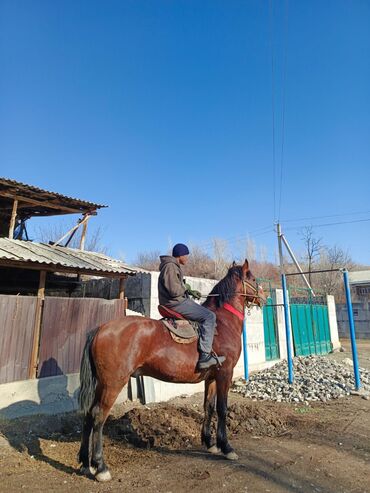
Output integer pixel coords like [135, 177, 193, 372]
[0, 295, 38, 384]
[0, 295, 126, 384]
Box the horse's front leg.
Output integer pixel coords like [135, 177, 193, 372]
[201, 378, 219, 454]
[216, 373, 239, 460]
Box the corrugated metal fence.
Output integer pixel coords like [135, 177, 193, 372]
[0, 295, 126, 384]
[38, 298, 125, 377]
[0, 295, 37, 384]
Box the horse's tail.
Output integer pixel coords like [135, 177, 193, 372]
[78, 328, 99, 414]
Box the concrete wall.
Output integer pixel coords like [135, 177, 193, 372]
[275, 288, 293, 360]
[0, 373, 135, 420]
[327, 295, 341, 349]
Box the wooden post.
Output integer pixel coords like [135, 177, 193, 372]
[79, 215, 90, 250]
[8, 199, 18, 239]
[28, 270, 47, 379]
[118, 277, 126, 315]
[119, 277, 125, 299]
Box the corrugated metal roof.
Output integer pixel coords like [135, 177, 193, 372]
[349, 270, 370, 285]
[0, 177, 107, 210]
[0, 238, 137, 276]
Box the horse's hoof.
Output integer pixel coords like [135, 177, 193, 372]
[95, 470, 112, 482]
[225, 451, 239, 460]
[89, 466, 97, 475]
[207, 445, 221, 454]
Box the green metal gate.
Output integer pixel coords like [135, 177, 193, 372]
[289, 288, 332, 356]
[259, 279, 280, 361]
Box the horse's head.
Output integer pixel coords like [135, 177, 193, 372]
[207, 259, 266, 309]
[233, 259, 266, 308]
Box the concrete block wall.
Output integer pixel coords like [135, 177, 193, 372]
[327, 295, 341, 349]
[275, 289, 294, 360]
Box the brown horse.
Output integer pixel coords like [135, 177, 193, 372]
[78, 260, 265, 481]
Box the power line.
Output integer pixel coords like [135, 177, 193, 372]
[198, 228, 275, 251]
[281, 209, 370, 223]
[277, 0, 289, 221]
[284, 217, 370, 231]
[269, 0, 277, 221]
[196, 224, 273, 248]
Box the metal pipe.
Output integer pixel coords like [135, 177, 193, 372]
[242, 309, 249, 380]
[281, 274, 294, 384]
[286, 268, 342, 276]
[281, 234, 315, 296]
[343, 270, 361, 390]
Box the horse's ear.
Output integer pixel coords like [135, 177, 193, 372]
[232, 260, 236, 267]
[242, 259, 249, 273]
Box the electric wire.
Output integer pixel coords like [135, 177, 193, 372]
[281, 209, 370, 223]
[269, 0, 277, 221]
[284, 217, 370, 231]
[277, 0, 289, 221]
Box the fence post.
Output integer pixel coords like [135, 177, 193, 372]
[343, 270, 361, 390]
[28, 270, 46, 379]
[242, 308, 248, 380]
[281, 273, 294, 384]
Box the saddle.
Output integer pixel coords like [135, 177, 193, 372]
[158, 305, 199, 344]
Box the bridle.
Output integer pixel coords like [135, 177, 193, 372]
[239, 278, 262, 309]
[223, 278, 262, 321]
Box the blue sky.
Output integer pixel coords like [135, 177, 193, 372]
[1, 1, 369, 264]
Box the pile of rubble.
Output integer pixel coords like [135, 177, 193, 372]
[232, 356, 370, 403]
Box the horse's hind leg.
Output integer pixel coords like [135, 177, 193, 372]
[91, 382, 126, 482]
[201, 379, 219, 454]
[78, 412, 93, 474]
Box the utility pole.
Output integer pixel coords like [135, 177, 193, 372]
[276, 222, 315, 296]
[276, 222, 284, 274]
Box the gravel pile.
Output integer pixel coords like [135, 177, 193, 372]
[232, 356, 370, 403]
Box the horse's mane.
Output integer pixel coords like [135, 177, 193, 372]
[204, 265, 244, 308]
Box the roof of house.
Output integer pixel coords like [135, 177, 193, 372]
[0, 177, 107, 218]
[348, 270, 370, 285]
[0, 238, 136, 277]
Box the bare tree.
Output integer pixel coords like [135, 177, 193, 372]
[182, 245, 215, 278]
[213, 238, 231, 279]
[316, 246, 354, 300]
[243, 236, 256, 262]
[301, 226, 323, 286]
[33, 221, 108, 254]
[135, 250, 162, 271]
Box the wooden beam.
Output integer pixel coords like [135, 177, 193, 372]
[8, 199, 18, 238]
[0, 190, 94, 214]
[28, 270, 46, 379]
[79, 215, 91, 251]
[52, 215, 90, 247]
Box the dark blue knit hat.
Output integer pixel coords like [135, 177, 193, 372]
[172, 243, 190, 257]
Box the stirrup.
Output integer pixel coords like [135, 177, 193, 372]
[211, 350, 224, 368]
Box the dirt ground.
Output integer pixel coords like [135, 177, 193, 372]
[0, 340, 369, 493]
